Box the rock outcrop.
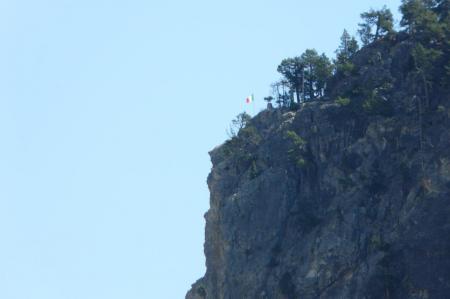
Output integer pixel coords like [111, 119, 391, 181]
[187, 26, 450, 299]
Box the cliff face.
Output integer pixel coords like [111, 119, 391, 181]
[187, 37, 450, 299]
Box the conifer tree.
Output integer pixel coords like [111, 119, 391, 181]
[300, 49, 332, 100]
[335, 30, 359, 75]
[400, 0, 448, 87]
[358, 6, 395, 45]
[400, 0, 444, 43]
[315, 54, 333, 97]
[335, 30, 359, 64]
[277, 57, 304, 103]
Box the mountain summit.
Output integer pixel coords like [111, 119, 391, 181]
[187, 2, 450, 298]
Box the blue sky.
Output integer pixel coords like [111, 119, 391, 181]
[0, 1, 401, 298]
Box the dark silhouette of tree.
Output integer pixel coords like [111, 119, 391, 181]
[358, 6, 395, 45]
[335, 30, 359, 75]
[263, 1, 449, 114]
[270, 80, 292, 107]
[276, 50, 332, 103]
[400, 0, 448, 88]
[227, 112, 252, 137]
[315, 53, 334, 97]
[400, 0, 444, 43]
[301, 49, 333, 100]
[335, 30, 359, 63]
[277, 57, 304, 103]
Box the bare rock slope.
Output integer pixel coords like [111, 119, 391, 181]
[187, 37, 450, 299]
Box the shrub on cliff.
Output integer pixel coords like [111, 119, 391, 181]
[227, 112, 252, 138]
[285, 130, 308, 169]
[221, 114, 261, 170]
[361, 88, 394, 116]
[336, 96, 351, 106]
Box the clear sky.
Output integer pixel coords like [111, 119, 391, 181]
[0, 1, 401, 298]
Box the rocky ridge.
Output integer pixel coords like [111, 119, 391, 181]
[187, 24, 450, 299]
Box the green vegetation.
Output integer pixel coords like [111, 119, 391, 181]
[285, 130, 308, 169]
[362, 90, 393, 116]
[262, 0, 449, 111]
[276, 57, 305, 104]
[226, 1, 450, 170]
[295, 158, 307, 169]
[401, 0, 450, 88]
[223, 125, 261, 157]
[285, 130, 307, 147]
[227, 112, 252, 138]
[223, 113, 262, 175]
[336, 97, 351, 106]
[335, 30, 359, 76]
[275, 49, 332, 106]
[239, 126, 262, 146]
[358, 6, 395, 45]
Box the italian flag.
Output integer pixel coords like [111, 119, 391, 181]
[246, 94, 254, 104]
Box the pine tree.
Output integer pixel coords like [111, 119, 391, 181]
[315, 54, 333, 97]
[335, 30, 359, 75]
[401, 0, 449, 87]
[300, 49, 332, 100]
[335, 30, 359, 64]
[277, 50, 332, 102]
[277, 57, 304, 103]
[358, 6, 395, 45]
[400, 0, 444, 43]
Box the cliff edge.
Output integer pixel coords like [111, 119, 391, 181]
[187, 12, 450, 299]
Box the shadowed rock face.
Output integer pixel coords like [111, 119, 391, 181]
[187, 38, 450, 299]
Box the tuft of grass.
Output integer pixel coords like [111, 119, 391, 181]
[285, 130, 307, 147]
[437, 105, 446, 113]
[296, 158, 307, 168]
[336, 96, 351, 106]
[285, 130, 309, 169]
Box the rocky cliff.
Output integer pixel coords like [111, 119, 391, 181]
[187, 23, 450, 299]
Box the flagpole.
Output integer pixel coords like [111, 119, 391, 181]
[245, 94, 255, 116]
[252, 93, 255, 116]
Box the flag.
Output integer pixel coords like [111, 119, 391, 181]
[245, 94, 254, 104]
